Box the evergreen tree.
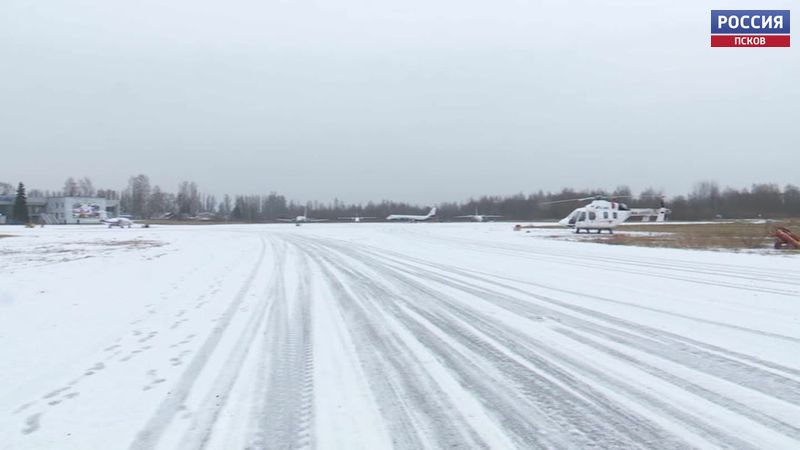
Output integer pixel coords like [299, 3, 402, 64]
[13, 182, 29, 223]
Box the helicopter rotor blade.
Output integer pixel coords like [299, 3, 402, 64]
[539, 198, 587, 206]
[540, 194, 631, 206]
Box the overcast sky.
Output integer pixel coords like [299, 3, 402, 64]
[1, 0, 797, 204]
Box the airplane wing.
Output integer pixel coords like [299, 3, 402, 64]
[308, 219, 328, 222]
[276, 218, 294, 222]
[483, 215, 503, 218]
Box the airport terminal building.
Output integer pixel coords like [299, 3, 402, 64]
[0, 196, 120, 224]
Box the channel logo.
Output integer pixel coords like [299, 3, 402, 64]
[711, 10, 790, 47]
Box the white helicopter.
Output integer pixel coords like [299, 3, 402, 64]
[453, 207, 503, 222]
[277, 206, 328, 226]
[544, 196, 670, 233]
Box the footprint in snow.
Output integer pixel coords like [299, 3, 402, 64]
[84, 362, 105, 375]
[142, 369, 167, 391]
[138, 331, 158, 343]
[42, 386, 71, 399]
[13, 401, 35, 415]
[21, 413, 41, 434]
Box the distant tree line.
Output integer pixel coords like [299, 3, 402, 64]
[3, 176, 800, 222]
[437, 182, 800, 222]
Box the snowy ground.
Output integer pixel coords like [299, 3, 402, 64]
[1, 223, 799, 449]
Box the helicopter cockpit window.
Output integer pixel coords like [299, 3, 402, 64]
[568, 212, 578, 225]
[588, 211, 596, 220]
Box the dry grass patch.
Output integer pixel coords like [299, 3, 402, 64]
[144, 220, 231, 225]
[74, 239, 165, 248]
[585, 220, 800, 251]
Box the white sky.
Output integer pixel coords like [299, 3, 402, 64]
[0, 0, 797, 204]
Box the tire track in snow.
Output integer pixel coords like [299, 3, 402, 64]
[247, 239, 315, 450]
[431, 263, 800, 389]
[302, 236, 775, 449]
[347, 238, 800, 446]
[361, 246, 800, 406]
[357, 242, 800, 345]
[404, 231, 800, 296]
[303, 233, 800, 346]
[177, 238, 287, 449]
[301, 238, 686, 449]
[9, 250, 249, 435]
[556, 327, 800, 441]
[128, 236, 267, 450]
[325, 248, 698, 448]
[361, 248, 800, 442]
[293, 238, 494, 449]
[419, 229, 800, 284]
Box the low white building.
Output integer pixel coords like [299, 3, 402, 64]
[43, 197, 120, 224]
[0, 196, 121, 224]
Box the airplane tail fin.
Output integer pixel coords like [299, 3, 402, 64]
[428, 207, 437, 218]
[656, 197, 670, 222]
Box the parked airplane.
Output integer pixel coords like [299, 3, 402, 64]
[277, 206, 328, 225]
[102, 217, 134, 228]
[453, 207, 503, 222]
[546, 196, 670, 233]
[338, 214, 376, 223]
[386, 207, 437, 222]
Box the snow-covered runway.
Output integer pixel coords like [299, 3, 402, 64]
[1, 224, 799, 449]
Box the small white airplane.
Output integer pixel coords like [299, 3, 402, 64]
[277, 206, 328, 225]
[454, 207, 503, 222]
[338, 213, 376, 223]
[102, 217, 134, 228]
[545, 196, 670, 233]
[386, 207, 437, 222]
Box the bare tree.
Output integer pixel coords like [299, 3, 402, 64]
[177, 181, 201, 217]
[204, 194, 217, 214]
[218, 194, 232, 217]
[96, 189, 119, 200]
[63, 177, 79, 196]
[127, 174, 152, 218]
[612, 185, 632, 198]
[0, 182, 14, 196]
[78, 177, 96, 196]
[147, 185, 170, 218]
